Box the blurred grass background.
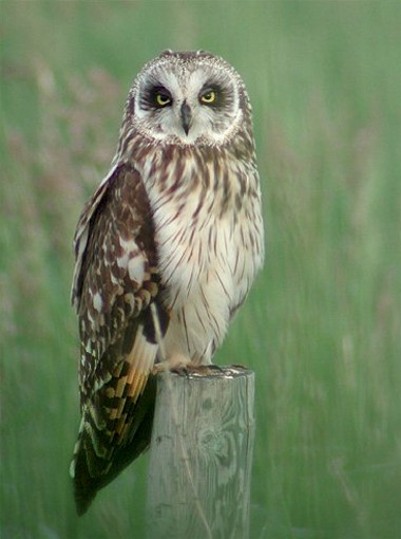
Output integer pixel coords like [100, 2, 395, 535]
[1, 1, 400, 538]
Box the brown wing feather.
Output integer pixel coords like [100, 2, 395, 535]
[70, 164, 168, 515]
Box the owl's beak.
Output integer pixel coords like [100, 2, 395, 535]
[180, 101, 192, 135]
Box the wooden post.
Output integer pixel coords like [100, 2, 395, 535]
[146, 366, 255, 539]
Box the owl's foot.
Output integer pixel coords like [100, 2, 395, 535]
[205, 364, 224, 372]
[152, 356, 220, 377]
[152, 353, 192, 375]
[170, 364, 221, 377]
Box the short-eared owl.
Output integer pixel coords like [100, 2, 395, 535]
[70, 50, 264, 514]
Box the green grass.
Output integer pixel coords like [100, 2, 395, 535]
[1, 2, 401, 538]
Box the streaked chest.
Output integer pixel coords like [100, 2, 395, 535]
[141, 148, 262, 311]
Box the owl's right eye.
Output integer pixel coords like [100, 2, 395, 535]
[154, 92, 172, 107]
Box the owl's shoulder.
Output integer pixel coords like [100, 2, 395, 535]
[71, 163, 156, 311]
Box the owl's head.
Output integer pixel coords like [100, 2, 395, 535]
[125, 50, 251, 146]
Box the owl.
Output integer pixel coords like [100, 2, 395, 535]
[70, 50, 264, 515]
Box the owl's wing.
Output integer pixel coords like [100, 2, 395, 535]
[70, 163, 168, 515]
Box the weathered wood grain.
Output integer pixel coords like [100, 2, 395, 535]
[146, 367, 255, 539]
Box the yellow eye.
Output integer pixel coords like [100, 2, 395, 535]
[200, 90, 217, 104]
[155, 93, 171, 107]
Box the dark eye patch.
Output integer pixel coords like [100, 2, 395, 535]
[199, 81, 233, 109]
[140, 85, 173, 110]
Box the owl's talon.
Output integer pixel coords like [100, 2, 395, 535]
[170, 365, 191, 376]
[207, 364, 224, 372]
[152, 363, 167, 375]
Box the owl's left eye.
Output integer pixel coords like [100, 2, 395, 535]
[200, 89, 217, 105]
[155, 92, 172, 107]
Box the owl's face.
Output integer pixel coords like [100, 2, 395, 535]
[129, 51, 247, 146]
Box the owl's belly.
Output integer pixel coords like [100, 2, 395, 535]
[161, 272, 231, 365]
[156, 216, 249, 364]
[147, 162, 263, 364]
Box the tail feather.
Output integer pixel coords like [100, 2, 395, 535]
[70, 374, 157, 515]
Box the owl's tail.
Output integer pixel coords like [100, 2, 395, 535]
[69, 374, 157, 516]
